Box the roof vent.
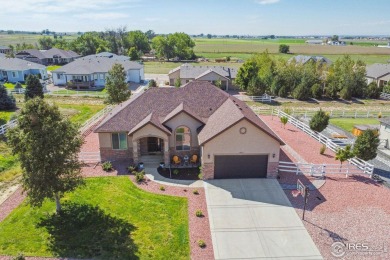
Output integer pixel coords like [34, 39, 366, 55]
[209, 108, 212, 111]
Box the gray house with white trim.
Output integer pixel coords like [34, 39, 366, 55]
[52, 54, 144, 89]
[0, 58, 48, 83]
[366, 63, 390, 87]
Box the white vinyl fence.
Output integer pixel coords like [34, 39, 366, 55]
[235, 94, 273, 103]
[274, 109, 374, 177]
[0, 119, 17, 136]
[79, 105, 113, 136]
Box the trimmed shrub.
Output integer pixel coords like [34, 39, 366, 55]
[320, 144, 326, 155]
[193, 189, 199, 195]
[173, 169, 179, 175]
[309, 109, 329, 132]
[159, 186, 165, 191]
[198, 240, 206, 248]
[135, 171, 145, 183]
[353, 129, 380, 161]
[102, 161, 113, 171]
[280, 116, 288, 128]
[148, 79, 157, 88]
[195, 210, 203, 217]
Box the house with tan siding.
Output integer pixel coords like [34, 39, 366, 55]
[94, 81, 283, 179]
[168, 64, 238, 90]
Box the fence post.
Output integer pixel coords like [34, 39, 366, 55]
[322, 164, 326, 178]
[296, 163, 299, 175]
[342, 111, 345, 117]
[346, 164, 349, 178]
[310, 164, 314, 176]
[354, 111, 357, 118]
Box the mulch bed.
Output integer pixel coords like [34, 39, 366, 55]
[261, 115, 390, 259]
[157, 167, 200, 180]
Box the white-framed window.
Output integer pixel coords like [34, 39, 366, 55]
[57, 74, 61, 79]
[100, 73, 104, 80]
[175, 126, 191, 151]
[94, 74, 98, 80]
[112, 133, 127, 150]
[12, 71, 17, 78]
[1, 71, 6, 77]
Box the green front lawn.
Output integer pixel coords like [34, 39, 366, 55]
[330, 118, 380, 133]
[47, 65, 62, 71]
[3, 83, 26, 90]
[0, 111, 15, 123]
[0, 177, 189, 259]
[57, 104, 105, 125]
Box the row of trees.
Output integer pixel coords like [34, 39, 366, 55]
[235, 52, 378, 100]
[7, 29, 196, 61]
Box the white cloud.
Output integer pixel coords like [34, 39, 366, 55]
[255, 0, 280, 4]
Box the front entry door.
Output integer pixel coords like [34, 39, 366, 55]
[147, 137, 161, 152]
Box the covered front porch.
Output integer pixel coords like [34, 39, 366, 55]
[133, 136, 170, 167]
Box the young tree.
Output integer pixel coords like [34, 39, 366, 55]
[279, 44, 290, 54]
[280, 116, 288, 128]
[105, 64, 131, 104]
[0, 84, 16, 110]
[25, 75, 44, 101]
[6, 98, 84, 213]
[353, 129, 379, 160]
[128, 47, 140, 60]
[335, 145, 354, 171]
[174, 78, 181, 88]
[309, 109, 330, 132]
[148, 79, 157, 88]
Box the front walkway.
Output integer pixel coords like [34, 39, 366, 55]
[144, 167, 204, 188]
[205, 179, 322, 260]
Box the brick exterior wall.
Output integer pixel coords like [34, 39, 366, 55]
[201, 163, 214, 180]
[100, 147, 133, 162]
[267, 161, 279, 178]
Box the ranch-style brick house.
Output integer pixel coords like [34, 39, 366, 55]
[168, 64, 238, 91]
[94, 81, 284, 179]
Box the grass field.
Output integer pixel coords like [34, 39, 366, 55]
[144, 61, 242, 74]
[0, 177, 189, 259]
[329, 118, 380, 133]
[0, 33, 78, 46]
[0, 111, 15, 123]
[47, 65, 62, 71]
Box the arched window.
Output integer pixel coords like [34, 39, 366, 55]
[175, 126, 191, 151]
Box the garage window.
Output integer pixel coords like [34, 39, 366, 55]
[175, 126, 191, 151]
[112, 133, 127, 150]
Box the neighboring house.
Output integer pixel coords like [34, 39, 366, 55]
[16, 48, 80, 65]
[288, 55, 332, 66]
[366, 63, 390, 87]
[168, 64, 238, 90]
[94, 81, 284, 179]
[0, 46, 12, 54]
[379, 118, 390, 149]
[52, 55, 144, 89]
[0, 58, 48, 83]
[327, 41, 346, 46]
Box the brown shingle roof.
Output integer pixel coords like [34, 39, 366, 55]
[95, 81, 283, 144]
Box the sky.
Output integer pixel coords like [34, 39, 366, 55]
[1, 0, 390, 36]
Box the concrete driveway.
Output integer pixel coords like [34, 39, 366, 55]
[205, 179, 322, 260]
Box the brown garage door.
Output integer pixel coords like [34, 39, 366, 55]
[214, 155, 268, 179]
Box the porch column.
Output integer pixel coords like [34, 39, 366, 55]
[133, 140, 139, 164]
[164, 139, 169, 165]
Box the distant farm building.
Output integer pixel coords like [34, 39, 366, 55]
[305, 40, 324, 45]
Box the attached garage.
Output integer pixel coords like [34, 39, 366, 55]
[128, 69, 141, 83]
[214, 155, 268, 179]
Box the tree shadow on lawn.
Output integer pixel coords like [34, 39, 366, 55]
[37, 202, 138, 259]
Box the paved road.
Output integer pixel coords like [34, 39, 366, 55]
[205, 179, 322, 260]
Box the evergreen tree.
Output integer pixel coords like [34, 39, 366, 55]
[25, 75, 43, 101]
[105, 64, 131, 104]
[0, 84, 16, 110]
[309, 109, 330, 132]
[353, 129, 379, 160]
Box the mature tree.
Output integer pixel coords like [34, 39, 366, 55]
[331, 35, 339, 42]
[145, 30, 156, 40]
[128, 47, 140, 60]
[207, 34, 212, 39]
[105, 64, 131, 104]
[0, 84, 16, 110]
[279, 44, 290, 54]
[384, 82, 390, 94]
[325, 55, 366, 100]
[353, 129, 379, 160]
[364, 82, 381, 99]
[38, 36, 54, 50]
[127, 30, 151, 53]
[25, 75, 44, 101]
[69, 32, 108, 56]
[311, 83, 322, 99]
[6, 98, 84, 213]
[148, 79, 157, 88]
[309, 109, 329, 132]
[152, 33, 195, 60]
[335, 145, 354, 170]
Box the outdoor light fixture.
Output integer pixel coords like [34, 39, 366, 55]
[208, 154, 210, 159]
[272, 153, 275, 158]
